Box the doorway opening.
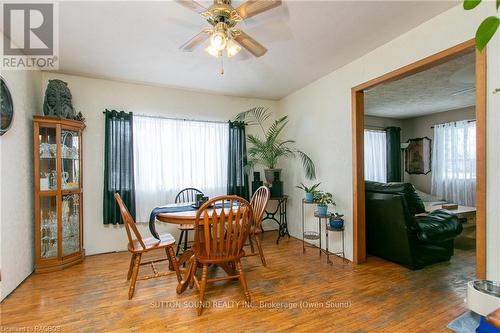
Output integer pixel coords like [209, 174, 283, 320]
[351, 39, 486, 278]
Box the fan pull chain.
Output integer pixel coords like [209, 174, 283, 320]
[220, 54, 224, 75]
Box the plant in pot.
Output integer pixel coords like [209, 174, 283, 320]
[234, 107, 316, 183]
[329, 212, 344, 230]
[296, 182, 321, 202]
[313, 190, 335, 217]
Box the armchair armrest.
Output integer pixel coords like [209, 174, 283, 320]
[416, 209, 463, 243]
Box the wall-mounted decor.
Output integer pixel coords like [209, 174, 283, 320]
[43, 79, 76, 119]
[405, 137, 432, 175]
[0, 77, 14, 136]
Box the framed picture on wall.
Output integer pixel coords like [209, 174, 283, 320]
[1, 76, 14, 136]
[405, 137, 432, 175]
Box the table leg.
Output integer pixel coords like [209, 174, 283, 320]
[319, 216, 322, 256]
[302, 200, 305, 254]
[326, 219, 332, 264]
[276, 198, 290, 244]
[342, 229, 346, 262]
[276, 200, 283, 244]
[176, 249, 196, 294]
[178, 249, 194, 267]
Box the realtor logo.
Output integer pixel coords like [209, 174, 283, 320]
[1, 2, 58, 70]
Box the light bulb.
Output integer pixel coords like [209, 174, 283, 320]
[226, 39, 241, 58]
[210, 31, 227, 51]
[205, 45, 221, 58]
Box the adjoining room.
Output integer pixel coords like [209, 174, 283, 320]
[363, 51, 477, 277]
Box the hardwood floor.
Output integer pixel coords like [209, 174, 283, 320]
[0, 232, 474, 332]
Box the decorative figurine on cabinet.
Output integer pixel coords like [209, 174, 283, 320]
[43, 79, 76, 119]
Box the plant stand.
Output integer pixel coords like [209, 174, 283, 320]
[301, 199, 346, 264]
[302, 199, 326, 256]
[326, 223, 346, 264]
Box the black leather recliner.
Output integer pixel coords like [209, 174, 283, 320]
[365, 181, 463, 270]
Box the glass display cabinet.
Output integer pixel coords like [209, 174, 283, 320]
[33, 116, 85, 273]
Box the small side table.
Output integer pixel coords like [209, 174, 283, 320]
[326, 223, 346, 264]
[262, 195, 290, 244]
[302, 199, 346, 264]
[302, 199, 321, 253]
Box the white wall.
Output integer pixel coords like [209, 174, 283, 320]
[40, 72, 277, 256]
[0, 69, 42, 300]
[277, 3, 500, 279]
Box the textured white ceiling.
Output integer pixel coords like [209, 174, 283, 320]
[45, 1, 457, 99]
[365, 52, 475, 119]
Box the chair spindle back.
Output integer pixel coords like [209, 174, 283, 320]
[175, 188, 204, 204]
[250, 186, 270, 230]
[194, 195, 253, 260]
[114, 193, 145, 250]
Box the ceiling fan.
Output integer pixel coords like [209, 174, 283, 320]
[176, 0, 282, 71]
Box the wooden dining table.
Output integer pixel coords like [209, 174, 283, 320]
[154, 202, 240, 294]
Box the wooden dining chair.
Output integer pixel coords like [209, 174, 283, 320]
[191, 195, 253, 316]
[247, 186, 270, 266]
[175, 188, 204, 256]
[114, 193, 182, 299]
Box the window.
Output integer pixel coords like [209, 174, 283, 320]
[133, 115, 229, 222]
[431, 120, 476, 206]
[364, 130, 387, 183]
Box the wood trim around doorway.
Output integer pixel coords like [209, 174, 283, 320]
[351, 39, 487, 278]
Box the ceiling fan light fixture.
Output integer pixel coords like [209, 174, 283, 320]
[210, 22, 228, 51]
[226, 39, 241, 58]
[210, 32, 227, 51]
[205, 45, 221, 58]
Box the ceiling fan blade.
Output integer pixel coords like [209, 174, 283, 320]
[174, 0, 208, 14]
[233, 30, 267, 57]
[180, 30, 211, 52]
[234, 0, 282, 20]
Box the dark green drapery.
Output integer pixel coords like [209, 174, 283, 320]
[227, 121, 249, 200]
[103, 110, 136, 224]
[385, 126, 402, 183]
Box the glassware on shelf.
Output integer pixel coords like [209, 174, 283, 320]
[39, 170, 58, 191]
[62, 194, 80, 256]
[61, 130, 80, 190]
[39, 127, 58, 191]
[40, 197, 58, 259]
[62, 144, 78, 159]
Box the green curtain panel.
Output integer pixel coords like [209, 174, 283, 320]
[103, 110, 136, 224]
[385, 126, 402, 183]
[227, 121, 249, 200]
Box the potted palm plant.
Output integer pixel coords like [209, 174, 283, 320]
[234, 107, 316, 183]
[296, 182, 321, 202]
[313, 190, 335, 217]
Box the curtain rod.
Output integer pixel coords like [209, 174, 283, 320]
[364, 126, 385, 131]
[102, 111, 228, 124]
[430, 119, 476, 129]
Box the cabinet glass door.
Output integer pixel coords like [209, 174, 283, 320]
[38, 127, 57, 191]
[61, 130, 80, 190]
[40, 196, 58, 258]
[62, 193, 80, 256]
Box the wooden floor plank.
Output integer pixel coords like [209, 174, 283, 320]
[0, 232, 473, 332]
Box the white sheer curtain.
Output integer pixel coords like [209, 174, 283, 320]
[133, 115, 229, 222]
[431, 120, 476, 206]
[364, 130, 387, 183]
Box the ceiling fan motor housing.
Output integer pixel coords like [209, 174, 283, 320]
[205, 0, 240, 27]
